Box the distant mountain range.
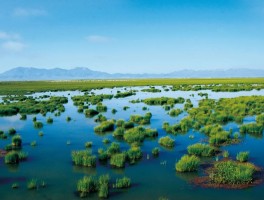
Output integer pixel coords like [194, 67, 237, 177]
[0, 67, 263, 81]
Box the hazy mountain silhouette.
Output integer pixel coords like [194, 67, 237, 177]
[0, 67, 263, 80]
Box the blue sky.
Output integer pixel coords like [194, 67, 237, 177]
[0, 0, 264, 73]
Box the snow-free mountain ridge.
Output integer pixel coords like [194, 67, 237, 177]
[0, 67, 263, 81]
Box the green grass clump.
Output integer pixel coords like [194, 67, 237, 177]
[0, 133, 8, 139]
[116, 119, 134, 129]
[209, 160, 256, 184]
[12, 135, 22, 147]
[129, 112, 152, 125]
[110, 153, 126, 168]
[112, 108, 117, 114]
[76, 174, 131, 198]
[77, 176, 97, 196]
[98, 181, 109, 198]
[184, 102, 194, 111]
[114, 90, 136, 98]
[126, 146, 142, 163]
[236, 151, 249, 162]
[34, 121, 43, 129]
[20, 114, 27, 120]
[32, 116, 37, 122]
[240, 123, 263, 135]
[187, 143, 216, 157]
[143, 97, 185, 105]
[169, 109, 183, 117]
[187, 96, 264, 129]
[123, 106, 130, 111]
[113, 127, 125, 137]
[162, 117, 193, 134]
[114, 177, 131, 188]
[5, 144, 14, 151]
[0, 96, 67, 116]
[233, 132, 239, 139]
[175, 154, 200, 172]
[145, 128, 158, 137]
[8, 128, 16, 135]
[124, 127, 145, 144]
[71, 150, 96, 167]
[200, 124, 232, 146]
[77, 174, 111, 198]
[223, 150, 229, 158]
[200, 124, 223, 136]
[66, 116, 71, 122]
[0, 130, 7, 139]
[77, 106, 84, 113]
[103, 138, 111, 144]
[107, 142, 121, 156]
[98, 150, 108, 162]
[96, 103, 107, 112]
[94, 114, 107, 122]
[163, 105, 171, 111]
[38, 131, 44, 136]
[141, 87, 161, 93]
[116, 119, 125, 127]
[256, 113, 264, 126]
[5, 151, 19, 164]
[123, 121, 134, 129]
[85, 142, 93, 148]
[158, 136, 175, 148]
[130, 99, 140, 104]
[27, 179, 38, 190]
[94, 120, 115, 133]
[72, 94, 113, 107]
[208, 131, 231, 146]
[98, 174, 110, 199]
[46, 117, 53, 124]
[98, 174, 110, 186]
[152, 147, 160, 156]
[124, 126, 158, 144]
[85, 109, 99, 117]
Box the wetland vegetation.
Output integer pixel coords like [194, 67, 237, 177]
[0, 78, 264, 199]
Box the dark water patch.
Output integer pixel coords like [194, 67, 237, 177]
[0, 176, 27, 185]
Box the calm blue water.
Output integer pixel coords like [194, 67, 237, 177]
[0, 87, 264, 200]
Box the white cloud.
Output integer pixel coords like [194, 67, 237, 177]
[12, 8, 47, 17]
[85, 35, 112, 43]
[0, 31, 26, 52]
[0, 31, 20, 40]
[2, 41, 26, 52]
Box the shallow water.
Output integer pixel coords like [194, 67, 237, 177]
[0, 87, 264, 200]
